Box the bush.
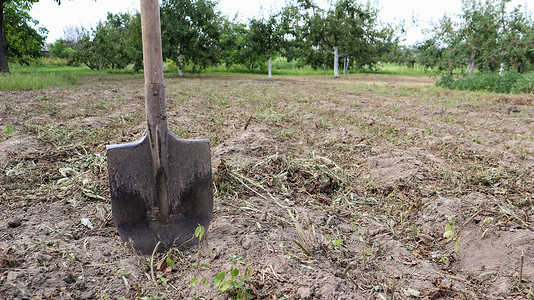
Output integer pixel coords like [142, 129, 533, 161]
[436, 71, 534, 94]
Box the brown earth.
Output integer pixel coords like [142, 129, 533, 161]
[1, 73, 534, 299]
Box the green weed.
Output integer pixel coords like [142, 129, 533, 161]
[188, 238, 254, 299]
[326, 236, 344, 248]
[437, 71, 534, 94]
[188, 225, 212, 287]
[3, 123, 14, 137]
[213, 256, 253, 300]
[443, 215, 460, 253]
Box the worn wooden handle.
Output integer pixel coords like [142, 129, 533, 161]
[140, 0, 170, 220]
[140, 0, 167, 146]
[141, 0, 164, 86]
[141, 0, 167, 136]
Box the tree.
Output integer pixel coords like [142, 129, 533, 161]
[49, 39, 66, 58]
[62, 24, 86, 48]
[416, 39, 445, 71]
[127, 12, 143, 72]
[68, 12, 141, 74]
[385, 45, 419, 69]
[218, 17, 247, 69]
[3, 1, 47, 65]
[0, 0, 62, 73]
[246, 12, 285, 80]
[423, 0, 534, 76]
[224, 20, 263, 71]
[295, 0, 398, 77]
[161, 0, 222, 74]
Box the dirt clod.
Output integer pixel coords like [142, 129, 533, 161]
[7, 218, 21, 228]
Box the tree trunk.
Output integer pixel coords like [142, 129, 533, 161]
[344, 57, 350, 74]
[499, 63, 505, 76]
[468, 51, 476, 77]
[178, 55, 183, 77]
[98, 56, 102, 79]
[0, 0, 9, 73]
[268, 55, 272, 81]
[333, 46, 339, 78]
[468, 61, 475, 77]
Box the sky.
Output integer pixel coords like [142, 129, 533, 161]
[29, 0, 530, 46]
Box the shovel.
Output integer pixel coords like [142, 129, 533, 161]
[106, 0, 213, 254]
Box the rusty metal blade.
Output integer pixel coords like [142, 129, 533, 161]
[107, 133, 213, 254]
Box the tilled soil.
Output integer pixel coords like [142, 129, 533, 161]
[1, 73, 533, 299]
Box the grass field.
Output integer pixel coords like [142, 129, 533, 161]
[1, 58, 431, 92]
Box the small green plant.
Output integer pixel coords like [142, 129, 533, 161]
[189, 225, 211, 287]
[326, 236, 344, 247]
[116, 267, 131, 290]
[319, 117, 328, 129]
[139, 294, 164, 300]
[213, 256, 253, 300]
[211, 136, 219, 145]
[176, 126, 185, 137]
[439, 255, 450, 266]
[480, 217, 494, 231]
[4, 123, 14, 136]
[195, 224, 205, 242]
[443, 215, 460, 253]
[282, 129, 294, 139]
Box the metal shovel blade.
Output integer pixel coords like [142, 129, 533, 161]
[107, 133, 213, 254]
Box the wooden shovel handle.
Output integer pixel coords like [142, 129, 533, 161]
[141, 0, 164, 86]
[140, 0, 170, 220]
[141, 0, 168, 137]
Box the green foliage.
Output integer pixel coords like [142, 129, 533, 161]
[194, 224, 205, 241]
[1, 0, 64, 72]
[420, 0, 534, 75]
[415, 39, 446, 72]
[326, 236, 344, 247]
[439, 255, 450, 266]
[385, 45, 419, 69]
[443, 215, 460, 253]
[4, 1, 47, 64]
[437, 71, 534, 94]
[243, 13, 285, 71]
[3, 123, 14, 136]
[218, 18, 247, 68]
[219, 11, 289, 73]
[1, 0, 410, 76]
[213, 256, 253, 300]
[49, 39, 78, 63]
[187, 228, 253, 299]
[0, 71, 77, 91]
[292, 0, 398, 73]
[49, 39, 67, 58]
[161, 0, 222, 72]
[188, 224, 211, 288]
[68, 12, 141, 72]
